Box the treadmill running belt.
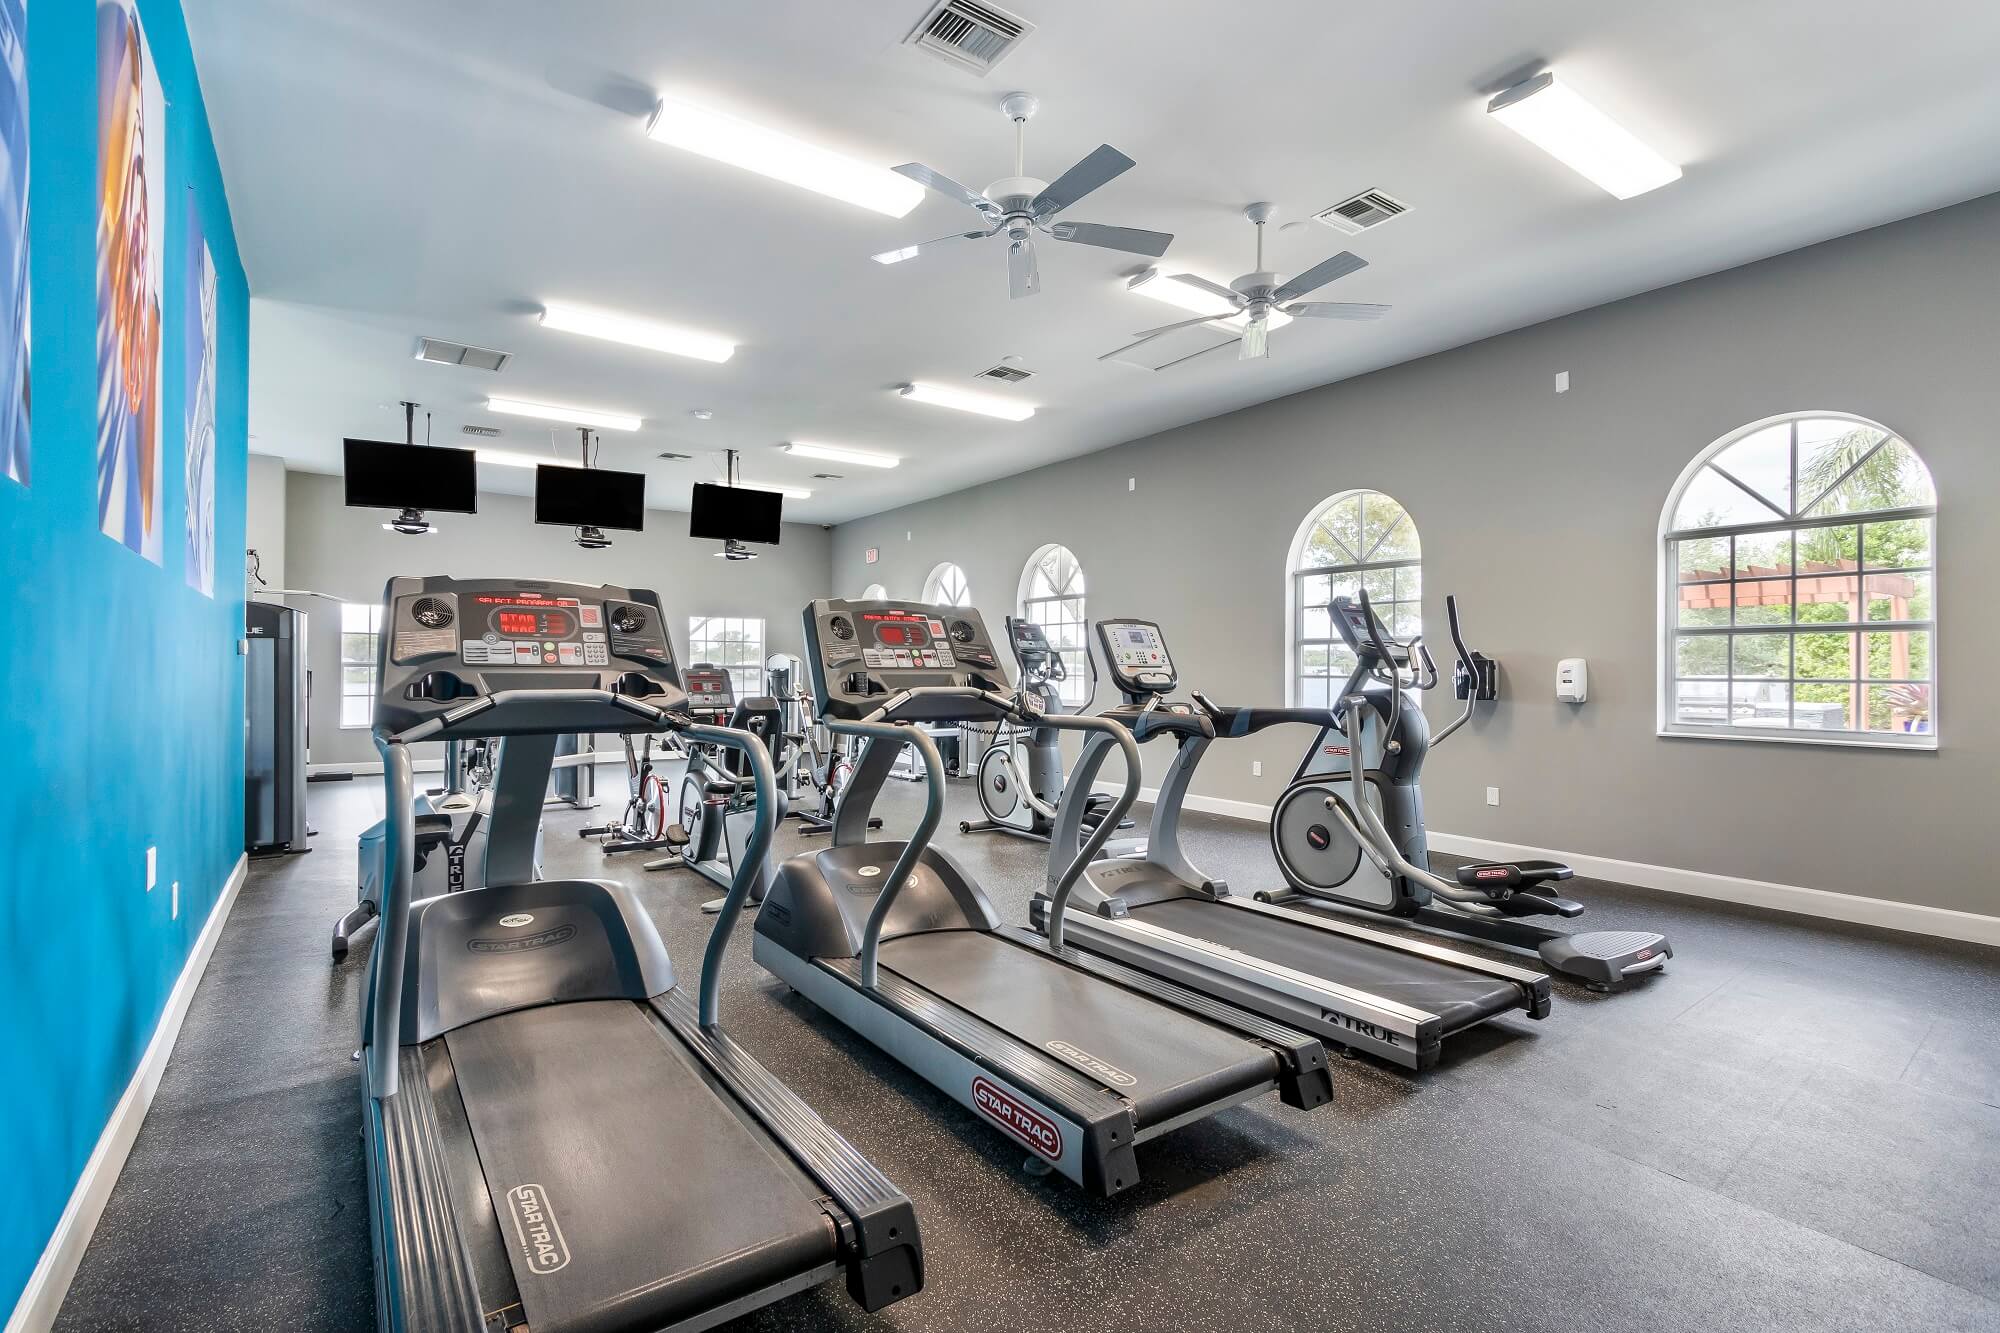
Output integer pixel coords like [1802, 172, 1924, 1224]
[1130, 898, 1526, 1031]
[876, 931, 1275, 1125]
[444, 999, 837, 1333]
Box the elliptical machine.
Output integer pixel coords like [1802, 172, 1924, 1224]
[646, 664, 793, 913]
[960, 615, 1136, 851]
[1266, 591, 1671, 990]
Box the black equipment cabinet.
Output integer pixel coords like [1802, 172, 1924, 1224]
[245, 601, 310, 854]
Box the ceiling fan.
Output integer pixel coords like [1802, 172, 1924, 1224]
[1130, 203, 1390, 360]
[873, 92, 1173, 299]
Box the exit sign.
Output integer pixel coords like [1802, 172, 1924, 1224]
[864, 547, 879, 564]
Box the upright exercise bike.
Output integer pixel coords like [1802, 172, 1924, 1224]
[1266, 591, 1671, 989]
[646, 664, 792, 913]
[961, 616, 1136, 852]
[337, 736, 546, 961]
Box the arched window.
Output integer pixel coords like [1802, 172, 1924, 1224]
[1662, 413, 1935, 746]
[1018, 543, 1089, 708]
[1288, 491, 1420, 707]
[923, 562, 972, 607]
[860, 583, 888, 600]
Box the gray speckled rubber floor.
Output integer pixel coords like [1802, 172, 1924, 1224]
[54, 763, 2000, 1332]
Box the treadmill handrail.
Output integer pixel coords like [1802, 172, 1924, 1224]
[367, 736, 419, 1100]
[1037, 714, 1143, 954]
[392, 687, 670, 743]
[829, 719, 947, 989]
[685, 720, 778, 1028]
[864, 684, 1037, 727]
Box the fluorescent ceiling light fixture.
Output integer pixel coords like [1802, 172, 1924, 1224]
[782, 441, 900, 469]
[475, 449, 584, 471]
[538, 302, 735, 363]
[1130, 270, 1290, 332]
[646, 96, 924, 218]
[729, 480, 813, 500]
[871, 245, 921, 265]
[898, 381, 1035, 422]
[485, 397, 642, 432]
[1486, 72, 1682, 200]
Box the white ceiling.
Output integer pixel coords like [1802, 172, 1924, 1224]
[187, 0, 2000, 525]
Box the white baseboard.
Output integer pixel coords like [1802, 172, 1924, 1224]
[8, 854, 250, 1333]
[310, 755, 627, 779]
[1094, 782, 2000, 949]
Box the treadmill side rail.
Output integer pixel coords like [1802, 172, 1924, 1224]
[652, 986, 922, 1310]
[366, 1047, 486, 1333]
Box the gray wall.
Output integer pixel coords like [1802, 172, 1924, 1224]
[284, 470, 833, 766]
[832, 193, 2000, 915]
[245, 453, 287, 596]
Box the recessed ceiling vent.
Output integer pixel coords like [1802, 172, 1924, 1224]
[977, 362, 1034, 383]
[460, 424, 501, 437]
[1313, 189, 1407, 236]
[905, 0, 1034, 75]
[415, 337, 512, 372]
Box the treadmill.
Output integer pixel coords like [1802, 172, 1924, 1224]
[1024, 617, 1550, 1071]
[754, 598, 1332, 1197]
[358, 576, 920, 1332]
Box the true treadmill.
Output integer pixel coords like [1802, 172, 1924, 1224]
[1024, 617, 1550, 1071]
[754, 598, 1332, 1197]
[358, 576, 920, 1332]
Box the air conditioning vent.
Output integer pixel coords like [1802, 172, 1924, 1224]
[977, 362, 1034, 382]
[905, 0, 1033, 75]
[415, 337, 512, 372]
[409, 597, 454, 630]
[460, 424, 501, 438]
[1312, 189, 1407, 236]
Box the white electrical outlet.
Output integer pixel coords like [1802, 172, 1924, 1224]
[171, 882, 180, 919]
[147, 846, 157, 891]
[1554, 371, 1570, 393]
[1486, 786, 1501, 806]
[1252, 760, 1262, 777]
[905, 531, 912, 541]
[1128, 477, 1136, 492]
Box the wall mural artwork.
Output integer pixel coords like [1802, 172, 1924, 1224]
[184, 202, 215, 596]
[96, 0, 165, 562]
[0, 0, 25, 488]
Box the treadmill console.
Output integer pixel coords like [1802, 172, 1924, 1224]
[682, 664, 736, 721]
[802, 598, 1009, 722]
[1329, 595, 1408, 665]
[1095, 619, 1177, 697]
[374, 575, 684, 737]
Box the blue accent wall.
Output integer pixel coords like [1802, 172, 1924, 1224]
[1, 0, 247, 1312]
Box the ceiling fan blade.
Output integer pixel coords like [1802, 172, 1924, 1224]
[1047, 221, 1173, 257]
[870, 227, 996, 265]
[1239, 318, 1270, 360]
[1131, 313, 1230, 338]
[1272, 250, 1368, 303]
[1008, 237, 1041, 299]
[1282, 301, 1392, 320]
[893, 162, 998, 216]
[1030, 144, 1135, 218]
[1166, 273, 1245, 304]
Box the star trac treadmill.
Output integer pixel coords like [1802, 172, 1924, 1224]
[753, 598, 1331, 1197]
[358, 576, 920, 1332]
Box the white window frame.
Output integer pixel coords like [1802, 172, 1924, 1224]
[923, 562, 973, 607]
[1285, 490, 1421, 709]
[1657, 411, 1937, 750]
[1017, 543, 1090, 709]
[687, 615, 768, 700]
[339, 603, 384, 729]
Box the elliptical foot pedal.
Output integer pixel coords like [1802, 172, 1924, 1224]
[1538, 930, 1671, 989]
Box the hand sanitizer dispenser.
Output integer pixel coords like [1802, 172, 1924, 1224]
[1557, 658, 1588, 704]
